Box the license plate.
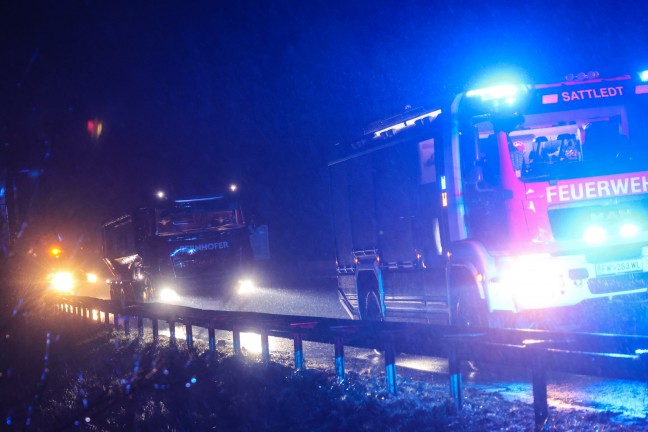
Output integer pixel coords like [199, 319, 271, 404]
[595, 259, 643, 276]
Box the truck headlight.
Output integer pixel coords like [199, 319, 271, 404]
[49, 271, 75, 293]
[237, 279, 256, 295]
[159, 287, 179, 302]
[583, 225, 607, 245]
[494, 254, 566, 310]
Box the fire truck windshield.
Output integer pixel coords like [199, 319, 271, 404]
[471, 102, 648, 182]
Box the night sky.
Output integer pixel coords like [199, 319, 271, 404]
[2, 0, 648, 262]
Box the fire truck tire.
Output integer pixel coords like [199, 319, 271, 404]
[119, 287, 127, 309]
[139, 277, 154, 303]
[450, 268, 488, 328]
[363, 290, 383, 321]
[140, 287, 152, 303]
[357, 270, 383, 321]
[109, 283, 128, 309]
[455, 288, 488, 328]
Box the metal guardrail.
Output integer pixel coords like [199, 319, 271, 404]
[49, 294, 648, 430]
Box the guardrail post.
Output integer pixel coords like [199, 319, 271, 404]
[384, 343, 397, 395]
[293, 333, 304, 370]
[233, 328, 242, 356]
[152, 319, 159, 342]
[169, 321, 176, 344]
[531, 352, 548, 430]
[261, 330, 270, 363]
[334, 338, 345, 383]
[448, 344, 463, 411]
[208, 328, 216, 351]
[186, 325, 193, 349]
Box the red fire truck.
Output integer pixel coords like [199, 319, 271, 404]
[330, 70, 648, 329]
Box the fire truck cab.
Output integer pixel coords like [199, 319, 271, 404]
[331, 70, 648, 329]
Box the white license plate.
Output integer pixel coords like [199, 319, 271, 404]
[595, 259, 643, 276]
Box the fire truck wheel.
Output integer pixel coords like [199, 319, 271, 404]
[451, 277, 488, 371]
[363, 290, 383, 321]
[455, 287, 488, 328]
[109, 284, 128, 308]
[119, 287, 127, 309]
[140, 287, 151, 303]
[450, 268, 488, 329]
[139, 278, 154, 303]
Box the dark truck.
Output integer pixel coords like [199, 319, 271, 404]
[102, 194, 269, 303]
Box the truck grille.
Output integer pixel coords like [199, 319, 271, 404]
[588, 272, 648, 295]
[172, 256, 234, 277]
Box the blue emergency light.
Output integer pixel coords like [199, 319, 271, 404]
[640, 70, 648, 82]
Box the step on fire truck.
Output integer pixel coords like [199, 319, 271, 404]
[102, 190, 269, 304]
[330, 70, 648, 329]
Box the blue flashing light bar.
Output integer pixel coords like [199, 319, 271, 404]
[466, 84, 524, 102]
[640, 70, 648, 82]
[174, 196, 225, 203]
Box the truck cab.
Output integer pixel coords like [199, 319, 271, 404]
[102, 194, 267, 303]
[450, 73, 648, 322]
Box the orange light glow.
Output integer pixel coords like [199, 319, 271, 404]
[50, 247, 62, 258]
